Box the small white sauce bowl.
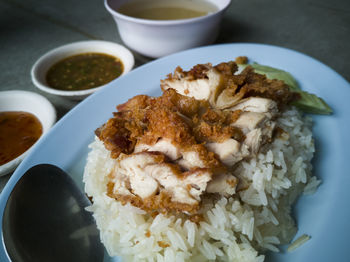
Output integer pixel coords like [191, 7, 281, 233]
[0, 90, 56, 176]
[31, 40, 135, 100]
[105, 0, 231, 58]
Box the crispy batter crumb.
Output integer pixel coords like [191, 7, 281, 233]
[241, 66, 300, 108]
[273, 126, 290, 141]
[86, 194, 93, 204]
[214, 61, 238, 76]
[158, 241, 170, 248]
[189, 214, 204, 224]
[235, 56, 248, 64]
[227, 179, 238, 188]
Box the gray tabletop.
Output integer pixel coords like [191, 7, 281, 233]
[0, 0, 349, 190]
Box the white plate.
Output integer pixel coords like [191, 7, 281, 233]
[1, 43, 349, 261]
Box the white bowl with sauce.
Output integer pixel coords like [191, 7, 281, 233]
[0, 90, 56, 176]
[31, 40, 134, 100]
[105, 0, 231, 58]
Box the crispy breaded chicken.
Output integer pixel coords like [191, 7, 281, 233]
[96, 60, 299, 215]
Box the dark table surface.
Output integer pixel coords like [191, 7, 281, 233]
[0, 0, 349, 189]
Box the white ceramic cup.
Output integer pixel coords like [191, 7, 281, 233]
[31, 40, 134, 100]
[105, 0, 231, 58]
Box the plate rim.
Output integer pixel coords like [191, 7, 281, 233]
[1, 42, 349, 262]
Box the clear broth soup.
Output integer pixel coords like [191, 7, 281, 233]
[118, 0, 218, 20]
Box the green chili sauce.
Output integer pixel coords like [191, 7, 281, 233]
[46, 53, 124, 91]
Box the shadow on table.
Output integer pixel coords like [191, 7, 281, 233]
[216, 16, 263, 44]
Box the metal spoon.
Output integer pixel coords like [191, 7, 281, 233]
[2, 164, 104, 262]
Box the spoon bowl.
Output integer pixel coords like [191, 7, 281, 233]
[2, 164, 104, 262]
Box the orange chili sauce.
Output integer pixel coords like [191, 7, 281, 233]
[0, 111, 43, 165]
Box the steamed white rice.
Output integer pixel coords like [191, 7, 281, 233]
[83, 107, 319, 261]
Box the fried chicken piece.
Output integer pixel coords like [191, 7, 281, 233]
[206, 139, 249, 166]
[161, 64, 226, 104]
[191, 108, 244, 143]
[194, 121, 244, 143]
[96, 59, 299, 215]
[107, 151, 231, 214]
[161, 62, 299, 110]
[143, 106, 195, 147]
[187, 63, 212, 79]
[95, 95, 154, 159]
[241, 66, 300, 107]
[116, 94, 151, 112]
[159, 89, 209, 118]
[95, 111, 143, 158]
[141, 105, 224, 172]
[214, 61, 238, 76]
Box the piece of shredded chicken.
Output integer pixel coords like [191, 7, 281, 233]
[95, 60, 299, 215]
